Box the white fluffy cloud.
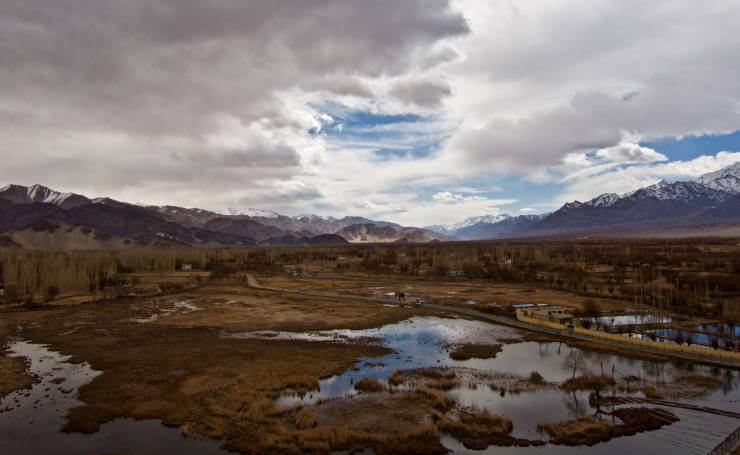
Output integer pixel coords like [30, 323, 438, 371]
[554, 151, 740, 205]
[2, 0, 740, 226]
[594, 143, 667, 164]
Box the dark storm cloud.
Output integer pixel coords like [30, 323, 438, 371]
[0, 0, 469, 133]
[0, 0, 469, 211]
[389, 79, 453, 108]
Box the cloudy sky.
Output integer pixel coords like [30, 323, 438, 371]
[2, 0, 740, 226]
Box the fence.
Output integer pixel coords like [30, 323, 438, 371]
[709, 425, 740, 455]
[513, 313, 740, 369]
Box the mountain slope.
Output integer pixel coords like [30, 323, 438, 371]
[0, 184, 91, 209]
[155, 206, 218, 228]
[259, 233, 348, 246]
[335, 223, 449, 243]
[202, 217, 287, 241]
[695, 162, 740, 193]
[454, 214, 547, 240]
[525, 163, 740, 236]
[0, 202, 256, 246]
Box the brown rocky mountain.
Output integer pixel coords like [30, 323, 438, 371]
[0, 184, 446, 248]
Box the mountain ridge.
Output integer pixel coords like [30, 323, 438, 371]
[1, 161, 739, 248]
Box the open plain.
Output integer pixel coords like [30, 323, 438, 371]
[2, 243, 739, 454]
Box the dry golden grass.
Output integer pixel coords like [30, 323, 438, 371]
[258, 272, 643, 314]
[294, 407, 317, 429]
[538, 407, 679, 446]
[149, 283, 430, 333]
[388, 369, 404, 387]
[0, 355, 36, 398]
[414, 386, 454, 412]
[438, 409, 516, 450]
[561, 375, 616, 392]
[537, 417, 614, 446]
[4, 292, 407, 454]
[449, 343, 503, 360]
[354, 377, 385, 393]
[0, 321, 38, 397]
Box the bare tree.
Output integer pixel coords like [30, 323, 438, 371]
[563, 349, 585, 380]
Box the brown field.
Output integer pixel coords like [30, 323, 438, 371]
[0, 279, 462, 453]
[2, 239, 736, 453]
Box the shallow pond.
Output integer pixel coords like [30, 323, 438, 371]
[644, 327, 737, 349]
[596, 314, 673, 326]
[256, 316, 739, 453]
[3, 315, 739, 454]
[695, 323, 740, 337]
[0, 340, 225, 455]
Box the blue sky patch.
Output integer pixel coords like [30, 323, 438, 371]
[641, 130, 740, 161]
[314, 102, 448, 159]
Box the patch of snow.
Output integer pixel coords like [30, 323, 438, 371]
[627, 180, 725, 202]
[445, 214, 513, 231]
[585, 193, 619, 208]
[294, 213, 327, 221]
[226, 207, 281, 218]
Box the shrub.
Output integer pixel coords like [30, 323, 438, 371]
[529, 371, 544, 385]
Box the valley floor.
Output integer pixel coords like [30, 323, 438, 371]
[1, 272, 738, 454]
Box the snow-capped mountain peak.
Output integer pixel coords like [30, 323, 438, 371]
[695, 161, 740, 193]
[448, 214, 512, 230]
[585, 193, 619, 208]
[627, 180, 725, 202]
[0, 184, 90, 209]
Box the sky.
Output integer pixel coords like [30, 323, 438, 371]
[2, 0, 740, 227]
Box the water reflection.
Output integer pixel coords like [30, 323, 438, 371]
[0, 340, 226, 455]
[264, 316, 739, 452]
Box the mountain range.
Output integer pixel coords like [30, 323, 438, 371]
[0, 184, 449, 249]
[1, 162, 738, 248]
[425, 161, 740, 239]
